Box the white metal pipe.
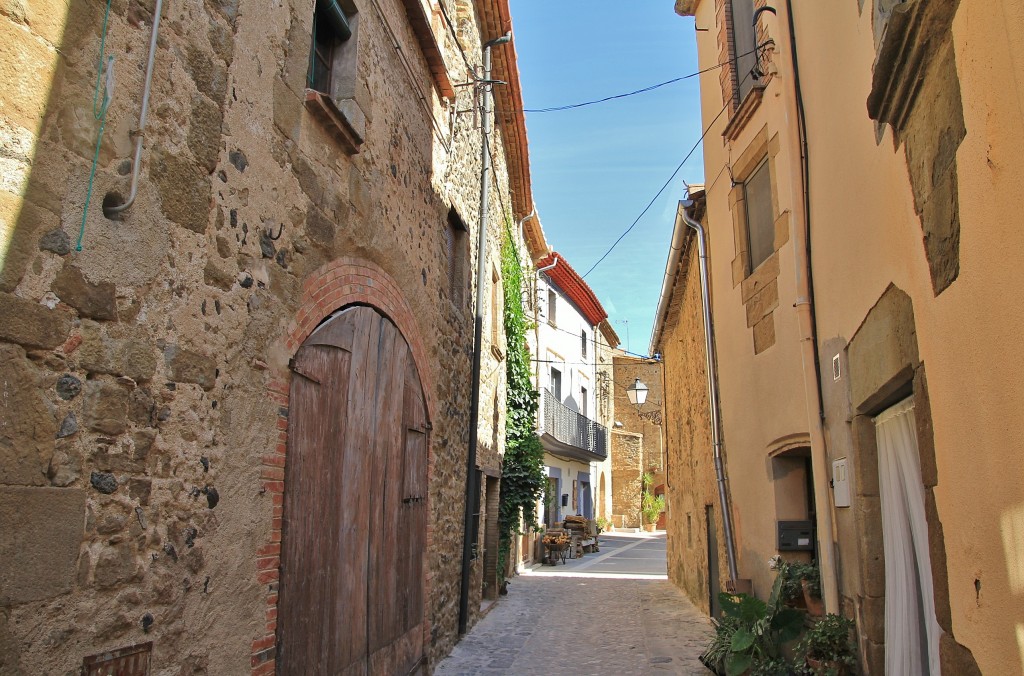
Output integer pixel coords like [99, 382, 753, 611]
[107, 0, 163, 215]
[680, 199, 740, 583]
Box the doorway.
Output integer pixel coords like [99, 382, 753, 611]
[874, 397, 941, 675]
[277, 306, 429, 675]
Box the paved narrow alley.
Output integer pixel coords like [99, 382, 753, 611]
[435, 534, 713, 675]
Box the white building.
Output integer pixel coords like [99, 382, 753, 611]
[529, 252, 618, 530]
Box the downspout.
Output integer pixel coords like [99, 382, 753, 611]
[459, 30, 512, 636]
[782, 0, 839, 612]
[680, 200, 739, 583]
[106, 0, 163, 216]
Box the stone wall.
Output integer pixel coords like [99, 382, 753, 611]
[0, 0, 522, 671]
[654, 226, 728, 616]
[610, 354, 664, 527]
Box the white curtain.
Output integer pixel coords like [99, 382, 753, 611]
[875, 397, 942, 676]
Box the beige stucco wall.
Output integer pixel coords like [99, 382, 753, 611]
[683, 0, 1024, 672]
[0, 0, 524, 671]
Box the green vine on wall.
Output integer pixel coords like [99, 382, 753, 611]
[496, 232, 545, 582]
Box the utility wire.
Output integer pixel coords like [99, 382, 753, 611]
[580, 66, 758, 279]
[520, 46, 761, 114]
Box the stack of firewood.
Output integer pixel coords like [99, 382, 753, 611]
[563, 515, 588, 535]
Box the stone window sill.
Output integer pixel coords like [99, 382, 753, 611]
[722, 82, 767, 142]
[304, 89, 365, 155]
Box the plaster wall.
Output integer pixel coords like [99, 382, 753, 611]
[683, 0, 1024, 671]
[0, 0, 521, 671]
[535, 275, 599, 418]
[792, 1, 1024, 671]
[690, 0, 812, 599]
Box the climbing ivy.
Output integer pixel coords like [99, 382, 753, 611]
[496, 232, 545, 582]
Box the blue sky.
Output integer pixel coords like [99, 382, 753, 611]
[508, 1, 703, 355]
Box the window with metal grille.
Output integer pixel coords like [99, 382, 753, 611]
[581, 329, 587, 359]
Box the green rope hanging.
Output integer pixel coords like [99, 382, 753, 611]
[76, 0, 115, 252]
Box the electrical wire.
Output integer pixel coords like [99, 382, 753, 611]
[580, 65, 759, 279]
[579, 100, 726, 279]
[519, 46, 761, 114]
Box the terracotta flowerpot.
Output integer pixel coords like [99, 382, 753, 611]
[807, 657, 847, 675]
[642, 523, 656, 532]
[802, 579, 825, 617]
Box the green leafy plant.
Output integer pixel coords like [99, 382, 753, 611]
[751, 658, 796, 676]
[595, 516, 611, 532]
[641, 491, 666, 524]
[775, 560, 820, 603]
[496, 233, 546, 582]
[705, 574, 805, 676]
[795, 614, 856, 675]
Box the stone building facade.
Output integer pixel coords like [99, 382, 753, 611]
[0, 0, 544, 672]
[668, 0, 1024, 673]
[609, 352, 664, 529]
[649, 196, 727, 614]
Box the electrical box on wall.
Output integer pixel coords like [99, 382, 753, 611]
[833, 457, 851, 508]
[777, 520, 815, 551]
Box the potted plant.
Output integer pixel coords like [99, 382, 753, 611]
[641, 492, 666, 531]
[793, 563, 823, 617]
[700, 573, 805, 676]
[795, 613, 856, 675]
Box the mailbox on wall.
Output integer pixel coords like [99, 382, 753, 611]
[777, 520, 815, 551]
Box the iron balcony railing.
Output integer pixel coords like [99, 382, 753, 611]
[540, 389, 608, 461]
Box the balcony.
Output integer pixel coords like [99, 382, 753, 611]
[538, 389, 608, 463]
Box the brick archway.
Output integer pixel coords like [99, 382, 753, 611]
[250, 258, 435, 675]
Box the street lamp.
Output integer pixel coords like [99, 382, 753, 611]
[626, 378, 649, 408]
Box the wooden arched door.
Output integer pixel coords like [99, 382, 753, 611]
[277, 306, 429, 675]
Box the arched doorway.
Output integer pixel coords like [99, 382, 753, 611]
[598, 472, 606, 518]
[277, 305, 429, 674]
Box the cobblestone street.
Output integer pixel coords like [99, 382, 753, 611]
[435, 534, 713, 675]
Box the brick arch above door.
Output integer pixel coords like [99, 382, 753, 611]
[282, 257, 436, 422]
[250, 257, 437, 676]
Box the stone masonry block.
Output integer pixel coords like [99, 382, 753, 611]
[854, 495, 885, 598]
[164, 345, 217, 390]
[149, 147, 212, 235]
[848, 285, 919, 412]
[0, 343, 57, 485]
[745, 278, 778, 328]
[752, 312, 775, 354]
[83, 379, 129, 436]
[0, 292, 71, 349]
[52, 264, 117, 320]
[77, 320, 157, 381]
[0, 486, 85, 604]
[0, 17, 59, 128]
[851, 415, 879, 496]
[740, 251, 778, 303]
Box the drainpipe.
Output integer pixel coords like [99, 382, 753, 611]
[782, 0, 839, 612]
[106, 0, 163, 215]
[537, 253, 558, 275]
[459, 30, 512, 636]
[680, 200, 739, 584]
